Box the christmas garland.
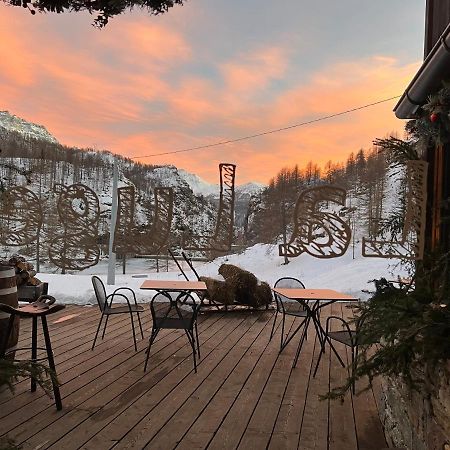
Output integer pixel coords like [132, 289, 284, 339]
[406, 83, 450, 147]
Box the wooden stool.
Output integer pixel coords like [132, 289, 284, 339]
[0, 295, 65, 410]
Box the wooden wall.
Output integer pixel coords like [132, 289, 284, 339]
[424, 0, 450, 57]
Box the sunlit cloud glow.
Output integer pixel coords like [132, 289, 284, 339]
[0, 4, 422, 184]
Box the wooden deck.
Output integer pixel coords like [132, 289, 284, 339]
[0, 303, 387, 449]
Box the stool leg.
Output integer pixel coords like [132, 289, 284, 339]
[31, 316, 38, 393]
[41, 316, 62, 411]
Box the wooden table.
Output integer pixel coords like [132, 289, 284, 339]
[140, 280, 207, 292]
[272, 288, 357, 303]
[271, 288, 359, 366]
[140, 280, 208, 305]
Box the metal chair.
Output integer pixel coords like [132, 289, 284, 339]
[270, 277, 310, 366]
[313, 314, 362, 393]
[91, 276, 144, 351]
[144, 291, 201, 373]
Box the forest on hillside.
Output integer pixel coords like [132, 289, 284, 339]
[0, 127, 218, 269]
[0, 123, 404, 269]
[244, 146, 401, 254]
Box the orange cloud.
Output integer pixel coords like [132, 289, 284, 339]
[0, 4, 420, 185]
[221, 47, 290, 94]
[138, 56, 418, 183]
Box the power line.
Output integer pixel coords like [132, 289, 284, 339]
[130, 95, 401, 159]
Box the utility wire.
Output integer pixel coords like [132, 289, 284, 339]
[130, 95, 401, 159]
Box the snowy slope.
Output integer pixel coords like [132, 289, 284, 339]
[37, 242, 407, 305]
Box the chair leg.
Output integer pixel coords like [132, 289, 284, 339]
[293, 316, 310, 368]
[129, 311, 137, 352]
[312, 344, 323, 378]
[310, 314, 324, 350]
[351, 347, 358, 394]
[144, 328, 158, 372]
[280, 314, 286, 352]
[101, 315, 110, 340]
[184, 329, 197, 373]
[31, 316, 38, 393]
[92, 313, 104, 350]
[41, 316, 62, 411]
[195, 322, 200, 359]
[329, 340, 346, 368]
[313, 317, 329, 378]
[136, 312, 144, 339]
[189, 330, 197, 373]
[269, 310, 278, 342]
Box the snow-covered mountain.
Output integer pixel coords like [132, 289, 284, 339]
[178, 169, 219, 197]
[237, 182, 265, 197]
[177, 169, 265, 198]
[0, 111, 59, 144]
[0, 112, 266, 268]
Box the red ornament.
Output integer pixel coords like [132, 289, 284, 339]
[430, 112, 439, 122]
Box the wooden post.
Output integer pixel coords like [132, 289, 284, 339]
[431, 145, 443, 249]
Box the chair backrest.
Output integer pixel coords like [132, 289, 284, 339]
[274, 277, 305, 289]
[92, 276, 107, 311]
[150, 291, 199, 329]
[273, 277, 306, 312]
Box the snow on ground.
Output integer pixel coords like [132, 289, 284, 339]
[36, 243, 408, 306]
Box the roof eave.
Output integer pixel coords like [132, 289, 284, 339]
[394, 21, 450, 119]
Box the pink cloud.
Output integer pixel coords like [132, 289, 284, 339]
[220, 47, 289, 94]
[0, 4, 420, 184]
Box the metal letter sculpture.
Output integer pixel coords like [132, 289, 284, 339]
[0, 186, 43, 246]
[279, 185, 351, 258]
[182, 163, 236, 252]
[113, 186, 174, 255]
[48, 184, 100, 271]
[362, 160, 428, 260]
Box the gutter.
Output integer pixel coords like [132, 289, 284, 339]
[394, 21, 450, 119]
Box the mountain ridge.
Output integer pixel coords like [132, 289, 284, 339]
[0, 111, 264, 192]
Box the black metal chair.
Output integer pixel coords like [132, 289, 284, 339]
[91, 276, 144, 351]
[313, 314, 362, 392]
[144, 291, 201, 373]
[270, 277, 310, 366]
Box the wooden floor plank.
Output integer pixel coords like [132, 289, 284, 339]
[10, 314, 223, 447]
[347, 304, 387, 450]
[0, 304, 387, 450]
[0, 309, 152, 416]
[328, 302, 358, 450]
[148, 312, 273, 449]
[237, 316, 310, 450]
[267, 317, 316, 449]
[175, 312, 279, 450]
[51, 313, 237, 450]
[296, 306, 330, 450]
[206, 316, 299, 450]
[109, 314, 262, 450]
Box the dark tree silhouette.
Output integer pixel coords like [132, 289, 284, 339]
[2, 0, 184, 27]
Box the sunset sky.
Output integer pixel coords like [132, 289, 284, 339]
[1, 1, 425, 184]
